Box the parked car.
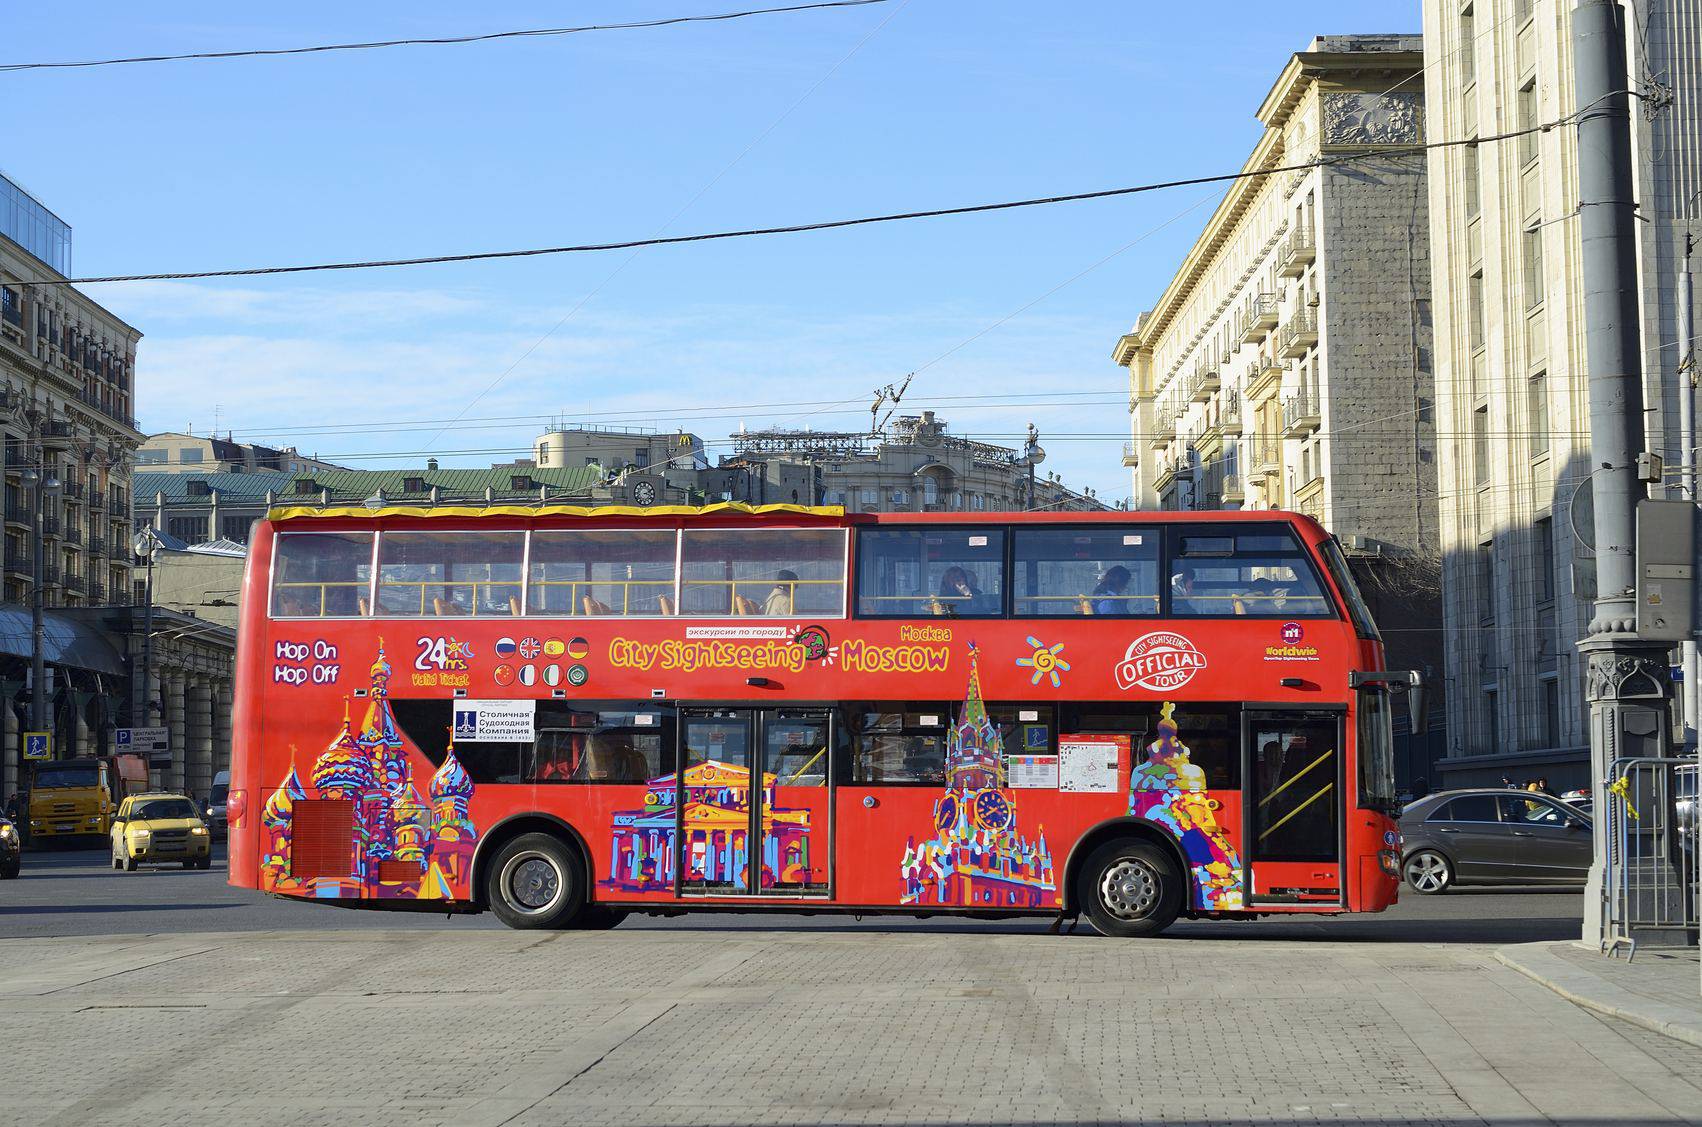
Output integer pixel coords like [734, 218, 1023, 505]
[205, 770, 230, 841]
[110, 793, 213, 871]
[1399, 789, 1591, 893]
[0, 814, 19, 879]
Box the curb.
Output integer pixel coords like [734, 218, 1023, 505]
[1495, 941, 1702, 1050]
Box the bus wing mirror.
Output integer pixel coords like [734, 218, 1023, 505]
[1407, 674, 1429, 736]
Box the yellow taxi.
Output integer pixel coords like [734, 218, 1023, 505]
[110, 792, 213, 871]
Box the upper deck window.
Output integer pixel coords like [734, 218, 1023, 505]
[528, 530, 677, 616]
[376, 532, 523, 617]
[1168, 528, 1331, 617]
[1011, 527, 1160, 617]
[856, 528, 1005, 617]
[271, 532, 373, 617]
[679, 528, 845, 616]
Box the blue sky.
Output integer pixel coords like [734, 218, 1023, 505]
[9, 0, 1417, 500]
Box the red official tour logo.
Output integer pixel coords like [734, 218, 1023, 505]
[1115, 631, 1207, 691]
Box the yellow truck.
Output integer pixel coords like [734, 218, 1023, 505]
[26, 755, 150, 843]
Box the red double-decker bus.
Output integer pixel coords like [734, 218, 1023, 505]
[226, 503, 1412, 937]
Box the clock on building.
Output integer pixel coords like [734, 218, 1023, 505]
[632, 480, 657, 506]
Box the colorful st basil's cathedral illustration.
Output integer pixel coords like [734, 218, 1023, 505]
[260, 641, 479, 900]
[603, 761, 815, 893]
[1129, 702, 1244, 910]
[901, 645, 1055, 908]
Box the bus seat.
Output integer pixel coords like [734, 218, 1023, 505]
[507, 596, 521, 616]
[1076, 595, 1094, 616]
[358, 597, 371, 617]
[734, 595, 760, 616]
[432, 597, 465, 617]
[582, 596, 612, 616]
[657, 595, 677, 616]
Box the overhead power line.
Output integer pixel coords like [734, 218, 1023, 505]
[0, 0, 893, 73]
[28, 119, 1563, 288]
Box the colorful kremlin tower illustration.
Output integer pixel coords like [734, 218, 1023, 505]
[603, 762, 814, 893]
[259, 640, 478, 900]
[1129, 702, 1244, 910]
[900, 644, 1055, 908]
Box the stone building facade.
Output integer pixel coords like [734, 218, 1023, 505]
[1422, 0, 1702, 787]
[136, 431, 345, 476]
[1112, 35, 1444, 785]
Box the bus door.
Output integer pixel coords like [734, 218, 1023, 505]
[677, 708, 832, 898]
[1241, 710, 1344, 907]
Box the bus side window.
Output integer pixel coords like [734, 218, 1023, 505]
[271, 532, 373, 618]
[679, 528, 845, 617]
[377, 532, 524, 618]
[855, 529, 1004, 617]
[1168, 528, 1331, 617]
[527, 530, 677, 617]
[845, 704, 948, 783]
[1009, 527, 1159, 617]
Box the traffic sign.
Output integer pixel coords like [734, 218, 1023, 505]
[23, 732, 50, 760]
[115, 727, 170, 766]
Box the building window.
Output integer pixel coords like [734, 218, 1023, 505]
[1460, 3, 1476, 86]
[167, 516, 206, 542]
[178, 448, 203, 464]
[922, 477, 939, 506]
[221, 515, 253, 543]
[134, 449, 166, 465]
[1463, 144, 1480, 220]
[1468, 270, 1486, 353]
[1517, 80, 1539, 167]
[1477, 543, 1495, 624]
[1529, 372, 1549, 455]
[1534, 516, 1556, 605]
[890, 489, 908, 506]
[1540, 678, 1560, 748]
[1472, 405, 1490, 486]
[860, 488, 878, 506]
[1522, 224, 1545, 310]
[1485, 689, 1499, 753]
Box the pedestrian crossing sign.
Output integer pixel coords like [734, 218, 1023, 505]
[23, 732, 50, 760]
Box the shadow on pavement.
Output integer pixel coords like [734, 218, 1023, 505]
[0, 902, 239, 915]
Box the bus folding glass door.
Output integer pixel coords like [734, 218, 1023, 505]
[1242, 710, 1344, 907]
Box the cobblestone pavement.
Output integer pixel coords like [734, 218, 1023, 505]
[5, 927, 1702, 1126]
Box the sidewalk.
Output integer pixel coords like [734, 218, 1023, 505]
[1498, 940, 1702, 1049]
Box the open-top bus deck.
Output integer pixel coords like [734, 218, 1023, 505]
[226, 504, 1406, 937]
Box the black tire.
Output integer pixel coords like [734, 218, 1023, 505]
[181, 861, 195, 870]
[1078, 838, 1183, 938]
[122, 853, 138, 872]
[1403, 849, 1453, 894]
[485, 833, 585, 930]
[196, 856, 213, 871]
[0, 862, 18, 880]
[111, 847, 122, 870]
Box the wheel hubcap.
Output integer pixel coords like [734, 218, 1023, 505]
[1406, 854, 1446, 891]
[1099, 858, 1161, 920]
[506, 854, 562, 913]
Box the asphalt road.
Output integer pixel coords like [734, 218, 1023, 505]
[0, 841, 1588, 943]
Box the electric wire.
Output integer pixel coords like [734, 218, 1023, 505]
[0, 0, 894, 72]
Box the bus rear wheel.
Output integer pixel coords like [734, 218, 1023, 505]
[486, 833, 585, 930]
[1079, 838, 1182, 938]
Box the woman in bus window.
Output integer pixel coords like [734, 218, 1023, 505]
[1091, 566, 1132, 615]
[938, 567, 995, 614]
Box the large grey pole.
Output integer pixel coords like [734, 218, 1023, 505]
[29, 471, 46, 737]
[1572, 0, 1673, 945]
[1680, 236, 1698, 750]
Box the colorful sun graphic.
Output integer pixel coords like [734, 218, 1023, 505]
[1015, 636, 1070, 688]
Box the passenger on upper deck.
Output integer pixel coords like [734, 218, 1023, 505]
[765, 570, 799, 616]
[1090, 566, 1132, 615]
[937, 567, 996, 616]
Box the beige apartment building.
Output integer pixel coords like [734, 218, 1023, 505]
[1423, 0, 1702, 788]
[1114, 35, 1442, 773]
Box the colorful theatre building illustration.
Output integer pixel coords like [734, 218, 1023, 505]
[603, 763, 815, 893]
[901, 645, 1055, 908]
[260, 641, 479, 900]
[1130, 702, 1244, 910]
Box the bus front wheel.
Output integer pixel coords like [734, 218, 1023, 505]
[1079, 838, 1182, 938]
[486, 833, 585, 929]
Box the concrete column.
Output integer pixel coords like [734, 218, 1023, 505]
[74, 700, 91, 757]
[186, 678, 213, 800]
[212, 679, 233, 780]
[164, 674, 187, 793]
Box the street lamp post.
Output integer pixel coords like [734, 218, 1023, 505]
[22, 462, 60, 740]
[132, 529, 162, 734]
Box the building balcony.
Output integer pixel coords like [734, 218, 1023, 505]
[1282, 394, 1322, 437]
[89, 493, 106, 513]
[1152, 456, 1186, 494]
[1278, 308, 1320, 358]
[1277, 228, 1317, 277]
[4, 497, 29, 528]
[4, 553, 32, 578]
[40, 421, 73, 447]
[1252, 434, 1283, 477]
[1122, 441, 1140, 468]
[1245, 357, 1284, 401]
[63, 574, 85, 595]
[63, 526, 82, 547]
[60, 480, 83, 501]
[40, 563, 60, 587]
[1187, 359, 1220, 403]
[1222, 474, 1244, 502]
[40, 516, 61, 539]
[1239, 293, 1279, 343]
[89, 536, 106, 556]
[89, 581, 106, 603]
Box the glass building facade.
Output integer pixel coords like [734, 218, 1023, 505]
[0, 171, 72, 275]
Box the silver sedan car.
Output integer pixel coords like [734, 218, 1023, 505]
[1399, 789, 1591, 893]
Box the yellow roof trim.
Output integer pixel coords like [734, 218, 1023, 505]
[265, 501, 845, 522]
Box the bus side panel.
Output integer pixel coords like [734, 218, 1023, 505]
[225, 522, 274, 892]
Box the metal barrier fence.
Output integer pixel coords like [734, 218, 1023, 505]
[1601, 756, 1699, 959]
